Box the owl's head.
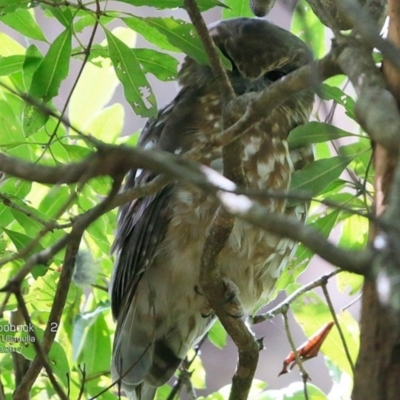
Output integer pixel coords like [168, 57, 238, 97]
[178, 18, 313, 93]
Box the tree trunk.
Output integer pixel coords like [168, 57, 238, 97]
[353, 1, 400, 399]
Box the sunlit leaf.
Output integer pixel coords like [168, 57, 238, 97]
[0, 0, 29, 16]
[0, 55, 24, 75]
[222, 0, 253, 18]
[336, 271, 363, 296]
[16, 326, 70, 388]
[73, 302, 110, 362]
[257, 382, 327, 400]
[24, 27, 71, 135]
[28, 27, 71, 102]
[134, 48, 179, 81]
[292, 0, 326, 58]
[0, 9, 46, 41]
[132, 17, 231, 69]
[44, 5, 73, 27]
[287, 284, 359, 376]
[78, 310, 111, 374]
[104, 27, 157, 117]
[289, 122, 357, 149]
[208, 319, 227, 349]
[116, 0, 225, 11]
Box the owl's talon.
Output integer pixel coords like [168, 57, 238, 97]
[220, 278, 244, 318]
[194, 285, 203, 296]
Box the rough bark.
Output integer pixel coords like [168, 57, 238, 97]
[353, 1, 400, 399]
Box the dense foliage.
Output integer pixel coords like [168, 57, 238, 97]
[0, 0, 373, 399]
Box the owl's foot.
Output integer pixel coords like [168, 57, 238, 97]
[219, 278, 244, 319]
[195, 280, 244, 318]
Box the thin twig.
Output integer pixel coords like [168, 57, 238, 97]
[282, 309, 309, 400]
[251, 270, 340, 324]
[12, 288, 68, 400]
[321, 283, 355, 372]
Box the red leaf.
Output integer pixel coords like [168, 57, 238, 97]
[278, 321, 335, 376]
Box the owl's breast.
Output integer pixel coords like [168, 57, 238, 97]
[159, 123, 308, 312]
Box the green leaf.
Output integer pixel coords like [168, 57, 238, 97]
[287, 284, 359, 377]
[136, 17, 231, 69]
[78, 310, 111, 374]
[84, 103, 124, 143]
[24, 28, 71, 135]
[123, 16, 180, 52]
[11, 209, 44, 237]
[0, 0, 29, 16]
[134, 48, 178, 81]
[69, 52, 120, 132]
[208, 319, 227, 349]
[0, 55, 24, 75]
[22, 44, 43, 91]
[320, 83, 356, 120]
[44, 5, 73, 27]
[0, 9, 46, 41]
[117, 0, 224, 11]
[0, 98, 25, 145]
[104, 27, 157, 117]
[0, 179, 31, 228]
[288, 122, 357, 149]
[4, 228, 43, 252]
[29, 27, 71, 102]
[222, 0, 253, 18]
[17, 326, 70, 388]
[336, 270, 363, 295]
[292, 0, 326, 59]
[290, 156, 355, 200]
[275, 210, 340, 294]
[257, 382, 327, 400]
[38, 185, 71, 219]
[72, 303, 110, 362]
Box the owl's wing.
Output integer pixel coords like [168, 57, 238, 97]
[110, 88, 202, 321]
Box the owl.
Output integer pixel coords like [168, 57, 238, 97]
[110, 17, 314, 400]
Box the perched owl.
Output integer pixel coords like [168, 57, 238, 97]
[110, 17, 314, 400]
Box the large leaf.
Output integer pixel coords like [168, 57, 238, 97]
[22, 44, 42, 91]
[222, 0, 253, 18]
[72, 303, 110, 362]
[104, 27, 157, 117]
[116, 0, 225, 11]
[320, 83, 356, 120]
[288, 122, 357, 149]
[131, 17, 231, 69]
[44, 5, 73, 27]
[78, 309, 111, 374]
[290, 156, 355, 200]
[287, 284, 359, 377]
[24, 27, 71, 135]
[0, 0, 29, 15]
[133, 48, 179, 81]
[16, 326, 70, 389]
[123, 16, 180, 52]
[0, 9, 46, 41]
[292, 0, 327, 59]
[0, 55, 24, 75]
[28, 27, 71, 102]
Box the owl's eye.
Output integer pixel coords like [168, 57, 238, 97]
[264, 70, 286, 81]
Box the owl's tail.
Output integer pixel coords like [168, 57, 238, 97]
[111, 300, 156, 399]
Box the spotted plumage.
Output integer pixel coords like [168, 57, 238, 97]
[110, 17, 314, 400]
